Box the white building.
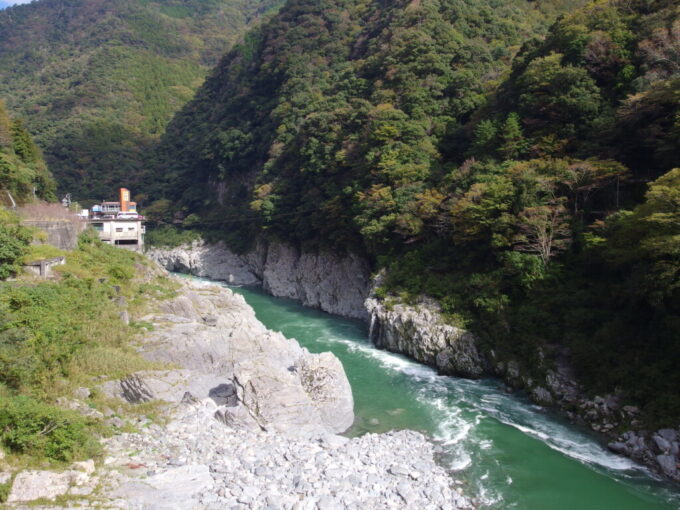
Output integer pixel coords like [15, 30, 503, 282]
[89, 218, 145, 250]
[88, 188, 145, 251]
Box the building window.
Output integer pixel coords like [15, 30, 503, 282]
[92, 223, 104, 231]
[128, 227, 135, 231]
[116, 228, 123, 232]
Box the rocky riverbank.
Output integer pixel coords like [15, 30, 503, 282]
[147, 241, 680, 483]
[1, 275, 472, 509]
[147, 240, 370, 320]
[365, 296, 487, 379]
[102, 400, 470, 509]
[366, 292, 680, 483]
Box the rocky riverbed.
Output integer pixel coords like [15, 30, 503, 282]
[101, 399, 470, 510]
[150, 241, 680, 484]
[1, 276, 472, 509]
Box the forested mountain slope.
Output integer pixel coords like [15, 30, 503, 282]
[0, 100, 56, 204]
[0, 0, 282, 202]
[154, 0, 680, 426]
[155, 0, 589, 245]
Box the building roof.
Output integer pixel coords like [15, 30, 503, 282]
[88, 217, 144, 222]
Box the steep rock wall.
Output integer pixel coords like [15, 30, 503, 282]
[146, 241, 261, 286]
[365, 296, 488, 379]
[147, 240, 371, 320]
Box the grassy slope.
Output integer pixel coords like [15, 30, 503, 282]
[0, 225, 178, 472]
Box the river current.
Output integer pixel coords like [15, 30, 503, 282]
[194, 277, 679, 509]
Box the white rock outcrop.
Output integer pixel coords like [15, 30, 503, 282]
[111, 464, 214, 510]
[104, 278, 354, 437]
[295, 352, 354, 433]
[7, 469, 92, 503]
[147, 241, 260, 286]
[365, 297, 487, 379]
[147, 240, 371, 320]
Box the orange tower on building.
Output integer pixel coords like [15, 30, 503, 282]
[119, 188, 130, 212]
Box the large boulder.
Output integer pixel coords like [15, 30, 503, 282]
[295, 352, 354, 433]
[112, 464, 214, 510]
[231, 351, 354, 436]
[7, 469, 89, 503]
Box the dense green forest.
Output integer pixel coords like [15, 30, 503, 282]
[0, 100, 56, 205]
[0, 105, 55, 281]
[153, 0, 680, 426]
[0, 0, 283, 203]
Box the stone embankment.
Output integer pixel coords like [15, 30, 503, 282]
[1, 276, 471, 509]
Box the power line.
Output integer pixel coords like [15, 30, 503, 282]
[155, 204, 330, 228]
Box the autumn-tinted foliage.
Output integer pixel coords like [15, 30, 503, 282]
[153, 0, 679, 424]
[154, 0, 590, 242]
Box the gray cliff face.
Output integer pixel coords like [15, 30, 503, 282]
[146, 241, 260, 286]
[103, 277, 355, 436]
[258, 242, 371, 320]
[147, 240, 371, 320]
[365, 296, 488, 379]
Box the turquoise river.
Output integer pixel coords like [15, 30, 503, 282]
[200, 278, 679, 509]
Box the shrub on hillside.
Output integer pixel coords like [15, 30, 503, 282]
[0, 211, 32, 279]
[0, 396, 100, 462]
[145, 225, 201, 248]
